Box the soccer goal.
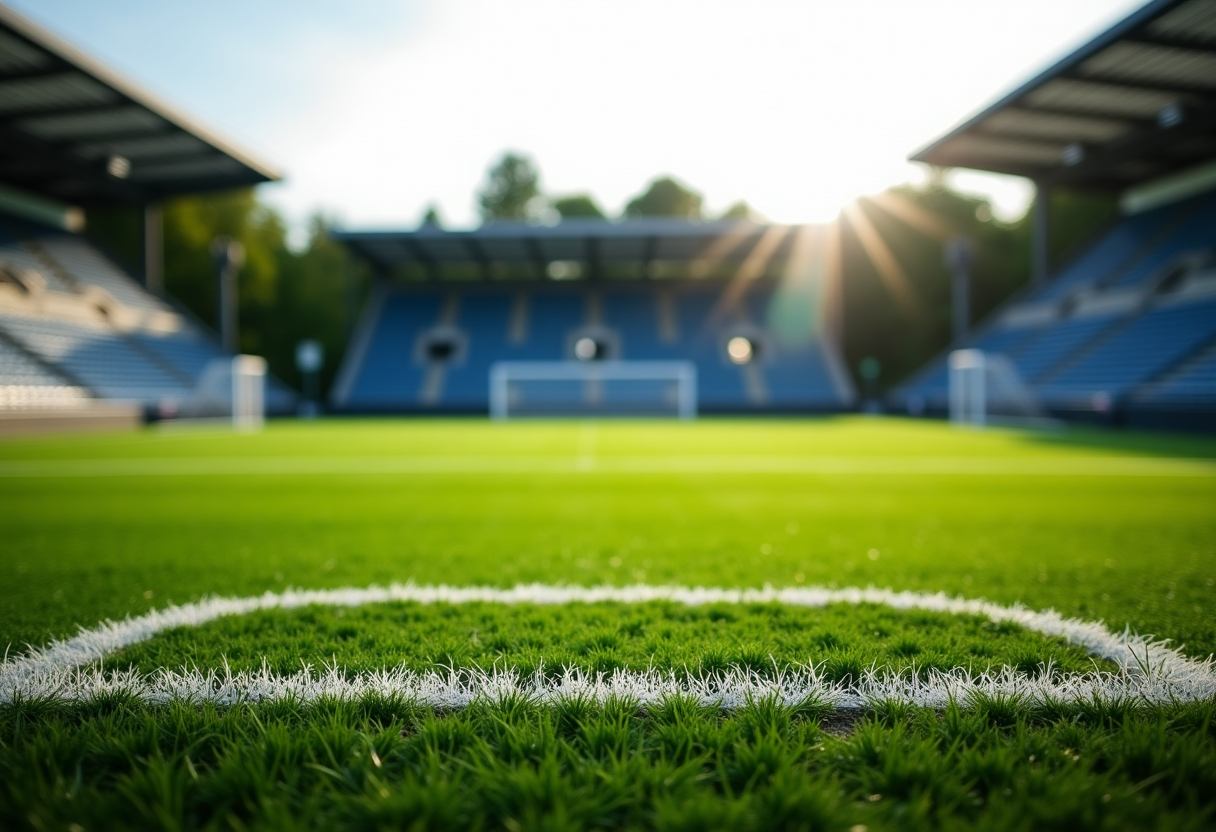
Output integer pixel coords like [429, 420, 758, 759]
[949, 349, 1048, 428]
[179, 355, 267, 429]
[490, 360, 697, 419]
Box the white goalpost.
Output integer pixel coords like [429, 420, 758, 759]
[179, 354, 266, 429]
[490, 361, 697, 420]
[949, 349, 1048, 428]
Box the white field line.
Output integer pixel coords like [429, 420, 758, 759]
[0, 455, 1213, 477]
[3, 584, 1215, 708]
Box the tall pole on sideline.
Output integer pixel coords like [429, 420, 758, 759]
[142, 203, 163, 296]
[211, 237, 245, 354]
[1032, 183, 1051, 287]
[945, 236, 975, 344]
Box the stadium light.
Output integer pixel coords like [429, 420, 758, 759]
[727, 336, 754, 365]
[105, 155, 130, 179]
[295, 339, 323, 419]
[574, 337, 599, 361]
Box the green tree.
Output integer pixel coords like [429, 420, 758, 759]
[478, 152, 543, 223]
[624, 176, 703, 220]
[718, 200, 763, 221]
[420, 204, 443, 227]
[552, 194, 606, 220]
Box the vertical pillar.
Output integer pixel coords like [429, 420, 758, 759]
[1032, 183, 1051, 287]
[952, 269, 969, 343]
[211, 237, 244, 354]
[143, 203, 163, 296]
[945, 237, 975, 344]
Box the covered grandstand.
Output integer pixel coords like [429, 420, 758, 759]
[0, 3, 292, 421]
[897, 0, 1216, 429]
[331, 221, 855, 414]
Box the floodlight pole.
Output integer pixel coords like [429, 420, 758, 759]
[212, 237, 245, 353]
[142, 203, 163, 296]
[1032, 183, 1051, 287]
[945, 236, 975, 343]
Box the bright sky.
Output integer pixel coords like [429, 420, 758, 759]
[10, 0, 1146, 231]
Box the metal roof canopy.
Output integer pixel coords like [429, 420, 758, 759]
[0, 3, 280, 206]
[333, 220, 808, 280]
[911, 0, 1216, 190]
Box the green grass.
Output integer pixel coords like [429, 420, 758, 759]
[2, 417, 1215, 830]
[110, 601, 1113, 680]
[4, 697, 1215, 831]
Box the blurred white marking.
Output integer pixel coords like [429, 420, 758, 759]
[3, 583, 1214, 707]
[0, 456, 1211, 477]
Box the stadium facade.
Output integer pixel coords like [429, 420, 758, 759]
[896, 0, 1216, 430]
[0, 4, 291, 423]
[331, 222, 855, 414]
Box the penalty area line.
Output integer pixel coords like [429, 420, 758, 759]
[3, 583, 1214, 707]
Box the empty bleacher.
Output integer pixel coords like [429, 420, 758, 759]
[0, 309, 192, 404]
[1136, 342, 1216, 407]
[0, 212, 296, 414]
[1037, 299, 1216, 405]
[894, 188, 1216, 426]
[0, 334, 89, 409]
[37, 234, 171, 312]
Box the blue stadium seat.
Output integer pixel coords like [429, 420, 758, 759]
[336, 280, 851, 413]
[0, 311, 192, 403]
[345, 292, 443, 408]
[444, 292, 512, 406]
[1028, 205, 1181, 301]
[1140, 346, 1216, 405]
[1038, 300, 1216, 402]
[1012, 313, 1122, 382]
[39, 235, 170, 312]
[134, 330, 227, 379]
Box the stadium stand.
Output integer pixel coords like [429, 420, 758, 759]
[331, 223, 854, 414]
[896, 0, 1216, 430]
[0, 212, 297, 414]
[0, 4, 292, 425]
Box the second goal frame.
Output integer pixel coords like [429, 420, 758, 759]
[490, 361, 697, 420]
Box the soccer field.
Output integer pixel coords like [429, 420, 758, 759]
[2, 417, 1215, 830]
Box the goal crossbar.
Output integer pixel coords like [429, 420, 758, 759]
[490, 360, 697, 420]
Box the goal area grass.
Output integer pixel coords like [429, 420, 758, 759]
[1, 417, 1214, 830]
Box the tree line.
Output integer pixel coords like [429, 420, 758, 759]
[467, 151, 755, 225]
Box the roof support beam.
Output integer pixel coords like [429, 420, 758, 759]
[585, 236, 601, 282]
[523, 237, 548, 281]
[1042, 100, 1216, 187]
[1008, 103, 1153, 127]
[398, 238, 440, 280]
[462, 237, 493, 281]
[1123, 34, 1216, 54]
[1063, 68, 1216, 99]
[640, 236, 658, 279]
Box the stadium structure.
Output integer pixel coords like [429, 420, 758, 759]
[331, 222, 854, 415]
[895, 0, 1216, 430]
[0, 4, 291, 428]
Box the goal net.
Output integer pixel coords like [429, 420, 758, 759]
[490, 361, 697, 419]
[949, 349, 1046, 427]
[179, 355, 266, 429]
